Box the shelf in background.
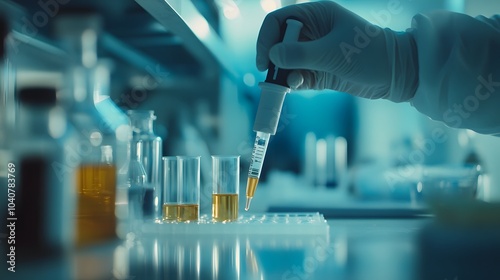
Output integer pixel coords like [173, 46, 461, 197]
[135, 0, 240, 80]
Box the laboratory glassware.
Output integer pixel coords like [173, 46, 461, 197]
[245, 19, 303, 210]
[0, 15, 7, 142]
[0, 15, 14, 135]
[128, 110, 162, 221]
[1, 16, 15, 187]
[117, 139, 153, 238]
[177, 156, 201, 222]
[415, 164, 480, 203]
[212, 155, 240, 222]
[76, 145, 117, 246]
[0, 16, 9, 221]
[126, 141, 150, 237]
[12, 87, 76, 259]
[55, 14, 118, 246]
[162, 156, 179, 222]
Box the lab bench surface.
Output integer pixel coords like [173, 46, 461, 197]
[2, 217, 500, 280]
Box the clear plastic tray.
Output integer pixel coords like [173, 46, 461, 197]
[141, 212, 329, 237]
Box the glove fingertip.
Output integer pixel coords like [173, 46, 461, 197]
[256, 55, 269, 72]
[287, 70, 304, 90]
[270, 44, 292, 70]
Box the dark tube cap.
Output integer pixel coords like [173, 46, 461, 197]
[18, 87, 57, 106]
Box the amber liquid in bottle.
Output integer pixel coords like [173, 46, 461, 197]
[212, 194, 238, 222]
[75, 163, 116, 246]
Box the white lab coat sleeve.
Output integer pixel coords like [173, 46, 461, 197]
[408, 11, 500, 136]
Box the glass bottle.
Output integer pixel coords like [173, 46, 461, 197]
[75, 145, 117, 246]
[128, 110, 163, 221]
[12, 87, 76, 261]
[55, 14, 119, 246]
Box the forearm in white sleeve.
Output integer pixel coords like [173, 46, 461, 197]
[408, 11, 500, 136]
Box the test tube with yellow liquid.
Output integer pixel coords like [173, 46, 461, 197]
[212, 156, 240, 222]
[162, 156, 200, 222]
[177, 156, 200, 222]
[162, 156, 179, 222]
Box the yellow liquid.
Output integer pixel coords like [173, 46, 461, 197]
[246, 177, 259, 197]
[162, 204, 179, 221]
[76, 163, 116, 247]
[177, 204, 199, 222]
[163, 203, 199, 222]
[212, 194, 238, 222]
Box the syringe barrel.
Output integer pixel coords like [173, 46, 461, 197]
[247, 131, 271, 179]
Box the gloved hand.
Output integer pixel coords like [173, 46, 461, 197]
[256, 1, 418, 102]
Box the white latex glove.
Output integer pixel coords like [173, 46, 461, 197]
[409, 12, 500, 135]
[257, 2, 500, 135]
[256, 1, 418, 102]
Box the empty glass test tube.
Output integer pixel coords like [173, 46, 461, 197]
[162, 156, 179, 222]
[212, 156, 240, 222]
[177, 156, 200, 222]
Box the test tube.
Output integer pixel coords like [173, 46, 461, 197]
[212, 156, 240, 222]
[162, 156, 178, 222]
[177, 156, 200, 222]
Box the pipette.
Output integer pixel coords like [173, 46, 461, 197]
[245, 18, 303, 211]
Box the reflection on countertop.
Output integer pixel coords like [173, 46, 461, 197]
[1, 218, 428, 280]
[4, 217, 500, 280]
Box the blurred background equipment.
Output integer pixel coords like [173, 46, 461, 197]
[0, 0, 499, 225]
[1, 0, 500, 279]
[12, 86, 75, 261]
